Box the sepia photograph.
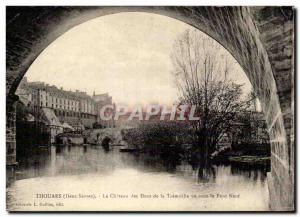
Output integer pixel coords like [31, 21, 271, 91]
[6, 6, 295, 212]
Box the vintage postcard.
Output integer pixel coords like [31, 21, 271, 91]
[6, 6, 295, 212]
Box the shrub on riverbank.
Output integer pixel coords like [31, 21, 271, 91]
[141, 122, 194, 153]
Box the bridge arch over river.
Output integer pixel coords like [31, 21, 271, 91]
[6, 6, 294, 210]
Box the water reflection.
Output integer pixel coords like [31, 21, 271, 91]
[11, 145, 269, 183]
[7, 145, 269, 211]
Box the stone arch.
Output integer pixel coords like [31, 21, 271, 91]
[6, 6, 294, 210]
[101, 136, 112, 152]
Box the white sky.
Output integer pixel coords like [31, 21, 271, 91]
[25, 12, 252, 106]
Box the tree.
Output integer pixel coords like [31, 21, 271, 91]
[247, 88, 259, 112]
[171, 30, 251, 164]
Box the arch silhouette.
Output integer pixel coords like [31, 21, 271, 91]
[101, 137, 112, 152]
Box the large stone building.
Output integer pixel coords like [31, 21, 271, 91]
[92, 92, 115, 128]
[16, 77, 114, 142]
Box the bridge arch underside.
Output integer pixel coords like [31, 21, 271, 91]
[6, 6, 294, 210]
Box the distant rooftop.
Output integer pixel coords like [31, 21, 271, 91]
[19, 77, 102, 101]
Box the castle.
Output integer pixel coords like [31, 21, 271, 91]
[16, 77, 115, 143]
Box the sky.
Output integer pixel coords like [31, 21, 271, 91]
[25, 12, 252, 106]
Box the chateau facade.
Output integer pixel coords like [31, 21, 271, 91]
[16, 77, 114, 132]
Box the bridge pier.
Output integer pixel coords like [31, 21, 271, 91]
[6, 94, 18, 169]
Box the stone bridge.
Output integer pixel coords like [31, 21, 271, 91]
[86, 128, 123, 146]
[6, 6, 294, 210]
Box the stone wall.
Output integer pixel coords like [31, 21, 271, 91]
[252, 7, 294, 210]
[58, 115, 96, 129]
[6, 95, 18, 166]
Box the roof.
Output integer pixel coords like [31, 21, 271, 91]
[62, 122, 75, 130]
[26, 82, 94, 101]
[41, 107, 63, 127]
[17, 79, 111, 105]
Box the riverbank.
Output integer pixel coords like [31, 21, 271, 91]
[212, 154, 270, 168]
[229, 155, 270, 167]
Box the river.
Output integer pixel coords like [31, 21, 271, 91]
[7, 145, 269, 211]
